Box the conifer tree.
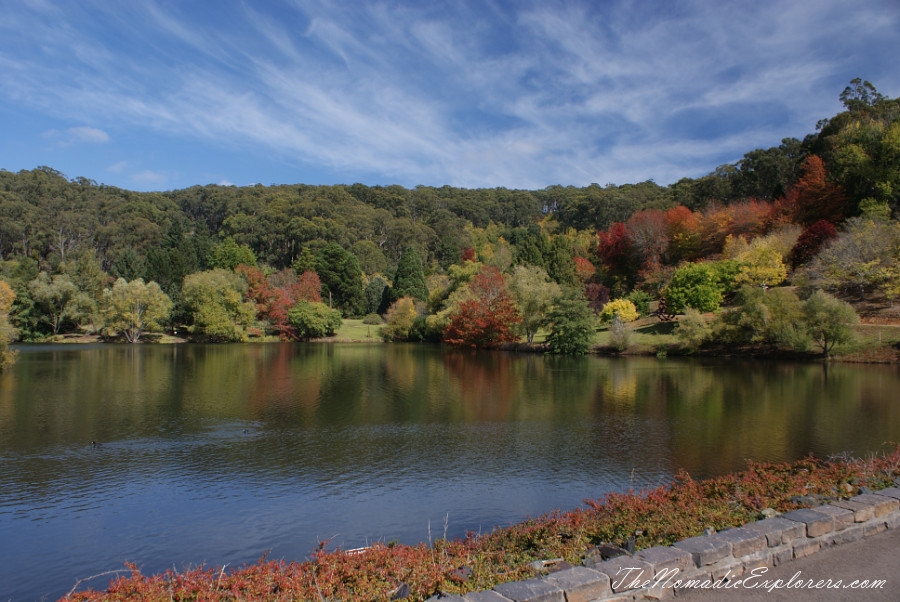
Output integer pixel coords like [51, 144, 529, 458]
[391, 246, 429, 302]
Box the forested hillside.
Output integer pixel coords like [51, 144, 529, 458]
[0, 79, 897, 351]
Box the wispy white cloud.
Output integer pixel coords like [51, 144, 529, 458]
[107, 161, 128, 174]
[68, 126, 109, 143]
[130, 170, 168, 187]
[41, 126, 110, 146]
[1, 0, 898, 190]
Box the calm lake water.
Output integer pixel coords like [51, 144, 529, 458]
[1, 343, 899, 601]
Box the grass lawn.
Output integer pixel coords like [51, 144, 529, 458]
[331, 318, 383, 342]
[593, 317, 679, 351]
[834, 322, 900, 361]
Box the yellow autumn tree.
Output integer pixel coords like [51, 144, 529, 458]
[380, 297, 420, 341]
[0, 280, 18, 370]
[734, 241, 788, 289]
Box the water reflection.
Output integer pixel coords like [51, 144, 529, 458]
[1, 344, 898, 601]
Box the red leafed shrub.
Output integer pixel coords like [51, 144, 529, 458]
[444, 266, 521, 348]
[789, 219, 839, 268]
[584, 282, 610, 314]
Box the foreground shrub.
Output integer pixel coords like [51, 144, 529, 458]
[66, 449, 900, 602]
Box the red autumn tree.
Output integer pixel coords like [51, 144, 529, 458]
[697, 203, 734, 255]
[728, 199, 770, 238]
[789, 155, 850, 225]
[573, 256, 597, 282]
[664, 205, 701, 263]
[234, 266, 323, 339]
[266, 288, 296, 338]
[444, 266, 522, 348]
[788, 219, 839, 268]
[596, 222, 635, 276]
[236, 264, 275, 315]
[293, 270, 323, 303]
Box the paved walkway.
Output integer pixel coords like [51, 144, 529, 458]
[672, 524, 900, 601]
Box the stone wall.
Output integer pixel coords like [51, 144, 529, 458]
[428, 488, 900, 602]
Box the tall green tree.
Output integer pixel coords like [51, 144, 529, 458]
[182, 269, 256, 342]
[545, 292, 596, 355]
[208, 237, 257, 271]
[364, 275, 389, 315]
[508, 265, 561, 343]
[315, 243, 365, 315]
[27, 272, 80, 335]
[802, 290, 858, 357]
[102, 278, 173, 343]
[545, 235, 577, 287]
[391, 246, 429, 302]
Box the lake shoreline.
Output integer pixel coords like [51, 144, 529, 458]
[15, 331, 900, 364]
[62, 448, 900, 602]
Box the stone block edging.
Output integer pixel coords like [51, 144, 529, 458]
[427, 488, 900, 602]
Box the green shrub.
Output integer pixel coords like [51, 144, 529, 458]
[665, 263, 723, 313]
[545, 293, 596, 355]
[362, 313, 383, 325]
[288, 300, 343, 341]
[676, 308, 712, 352]
[719, 286, 808, 350]
[803, 290, 858, 357]
[626, 289, 652, 316]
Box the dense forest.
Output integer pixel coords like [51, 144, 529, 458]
[1, 79, 898, 356]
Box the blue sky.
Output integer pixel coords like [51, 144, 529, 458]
[1, 0, 898, 192]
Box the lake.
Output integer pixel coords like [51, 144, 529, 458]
[1, 343, 898, 601]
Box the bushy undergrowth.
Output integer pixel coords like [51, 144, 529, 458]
[65, 449, 900, 602]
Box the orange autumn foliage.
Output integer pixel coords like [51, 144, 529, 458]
[444, 266, 521, 348]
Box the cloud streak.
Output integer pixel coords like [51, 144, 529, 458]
[0, 0, 898, 190]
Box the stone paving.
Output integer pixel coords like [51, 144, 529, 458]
[426, 487, 900, 602]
